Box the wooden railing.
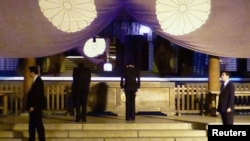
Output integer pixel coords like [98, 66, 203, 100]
[175, 84, 208, 116]
[235, 91, 250, 110]
[175, 83, 250, 116]
[45, 84, 70, 115]
[0, 81, 71, 115]
[1, 82, 250, 116]
[0, 82, 23, 115]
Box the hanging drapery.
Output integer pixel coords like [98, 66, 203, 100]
[0, 0, 249, 58]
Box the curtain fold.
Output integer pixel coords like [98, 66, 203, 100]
[0, 0, 249, 58]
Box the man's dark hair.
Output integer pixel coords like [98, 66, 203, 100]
[78, 62, 85, 67]
[29, 66, 39, 74]
[221, 71, 230, 77]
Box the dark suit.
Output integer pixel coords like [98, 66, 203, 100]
[217, 81, 235, 125]
[72, 64, 91, 122]
[120, 65, 140, 121]
[26, 76, 46, 141]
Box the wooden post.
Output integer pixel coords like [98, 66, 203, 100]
[207, 55, 220, 116]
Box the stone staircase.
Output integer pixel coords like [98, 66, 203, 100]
[0, 117, 208, 141]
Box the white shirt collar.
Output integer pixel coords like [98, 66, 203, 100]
[33, 75, 38, 82]
[224, 79, 230, 86]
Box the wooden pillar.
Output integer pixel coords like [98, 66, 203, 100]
[207, 55, 220, 116]
[22, 58, 36, 112]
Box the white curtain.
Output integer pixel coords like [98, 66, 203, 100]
[0, 0, 249, 58]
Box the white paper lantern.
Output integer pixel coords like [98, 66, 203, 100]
[83, 38, 106, 58]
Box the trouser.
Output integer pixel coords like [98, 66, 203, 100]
[125, 91, 136, 120]
[29, 110, 45, 141]
[73, 93, 88, 121]
[220, 112, 234, 125]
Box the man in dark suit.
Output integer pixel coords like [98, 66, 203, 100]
[26, 66, 46, 141]
[72, 62, 91, 122]
[120, 63, 140, 121]
[217, 71, 235, 125]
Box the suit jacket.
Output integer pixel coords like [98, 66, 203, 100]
[72, 65, 91, 97]
[26, 76, 46, 111]
[217, 81, 235, 113]
[120, 66, 140, 92]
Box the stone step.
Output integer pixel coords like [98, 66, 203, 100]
[0, 139, 22, 141]
[105, 137, 208, 141]
[1, 122, 206, 130]
[0, 116, 208, 141]
[0, 137, 208, 141]
[0, 129, 206, 138]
